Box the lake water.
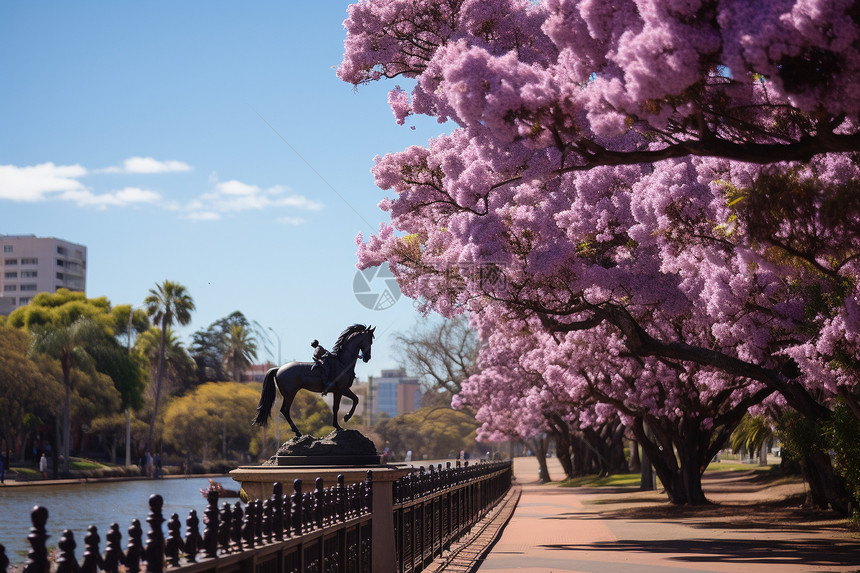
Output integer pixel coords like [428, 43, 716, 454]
[0, 476, 238, 564]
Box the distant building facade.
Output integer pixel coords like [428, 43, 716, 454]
[0, 235, 87, 314]
[368, 368, 423, 420]
[241, 362, 276, 383]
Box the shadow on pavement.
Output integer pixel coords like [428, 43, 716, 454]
[541, 538, 860, 568]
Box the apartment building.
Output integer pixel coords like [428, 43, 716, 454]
[367, 368, 423, 421]
[0, 235, 87, 314]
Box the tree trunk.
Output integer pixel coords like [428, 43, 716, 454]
[147, 325, 167, 452]
[758, 441, 768, 466]
[629, 439, 641, 472]
[640, 445, 655, 491]
[633, 420, 709, 504]
[801, 449, 851, 514]
[606, 423, 628, 475]
[52, 419, 60, 479]
[125, 408, 132, 467]
[548, 416, 574, 479]
[528, 436, 552, 483]
[571, 434, 590, 476]
[62, 370, 71, 474]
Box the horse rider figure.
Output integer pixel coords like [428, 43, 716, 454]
[311, 339, 340, 395]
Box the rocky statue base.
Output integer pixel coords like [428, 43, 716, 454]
[264, 429, 380, 466]
[230, 429, 404, 501]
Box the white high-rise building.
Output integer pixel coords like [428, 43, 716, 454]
[0, 235, 87, 314]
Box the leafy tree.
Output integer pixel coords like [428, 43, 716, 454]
[29, 318, 111, 473]
[191, 311, 265, 384]
[110, 304, 151, 349]
[341, 0, 860, 512]
[73, 370, 123, 459]
[136, 327, 196, 395]
[0, 326, 61, 463]
[162, 382, 261, 462]
[9, 290, 139, 473]
[374, 407, 478, 460]
[394, 315, 481, 406]
[730, 415, 774, 465]
[143, 280, 195, 451]
[224, 323, 258, 382]
[103, 303, 150, 465]
[190, 326, 227, 383]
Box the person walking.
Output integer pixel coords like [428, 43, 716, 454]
[39, 453, 48, 479]
[0, 453, 5, 484]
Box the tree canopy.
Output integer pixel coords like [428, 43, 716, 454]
[7, 290, 147, 472]
[162, 382, 261, 462]
[0, 326, 61, 463]
[341, 0, 860, 511]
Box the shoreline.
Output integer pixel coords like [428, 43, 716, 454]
[0, 472, 231, 488]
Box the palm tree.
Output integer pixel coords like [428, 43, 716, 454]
[224, 323, 258, 382]
[29, 317, 104, 473]
[143, 280, 195, 451]
[730, 414, 774, 465]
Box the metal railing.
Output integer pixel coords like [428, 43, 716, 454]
[392, 460, 512, 573]
[4, 474, 373, 573]
[1, 460, 514, 573]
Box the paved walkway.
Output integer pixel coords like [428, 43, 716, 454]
[468, 458, 860, 573]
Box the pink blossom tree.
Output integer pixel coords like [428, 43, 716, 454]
[458, 316, 773, 504]
[340, 0, 860, 511]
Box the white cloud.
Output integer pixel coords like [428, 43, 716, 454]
[1, 161, 316, 224]
[276, 195, 324, 210]
[185, 176, 324, 220]
[186, 211, 221, 221]
[276, 216, 306, 225]
[216, 180, 258, 195]
[0, 162, 87, 201]
[99, 157, 192, 174]
[58, 187, 162, 209]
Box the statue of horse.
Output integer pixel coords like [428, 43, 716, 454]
[252, 324, 375, 437]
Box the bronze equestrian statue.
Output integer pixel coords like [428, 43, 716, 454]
[252, 324, 375, 437]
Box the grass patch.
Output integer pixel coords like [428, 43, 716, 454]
[557, 473, 642, 488]
[706, 461, 778, 472]
[70, 458, 110, 471]
[10, 466, 37, 476]
[69, 457, 122, 471]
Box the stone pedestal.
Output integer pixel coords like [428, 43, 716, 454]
[264, 429, 380, 466]
[230, 463, 411, 572]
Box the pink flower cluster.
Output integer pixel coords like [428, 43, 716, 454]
[342, 0, 860, 441]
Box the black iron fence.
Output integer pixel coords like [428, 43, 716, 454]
[3, 474, 373, 573]
[392, 461, 512, 573]
[0, 460, 513, 573]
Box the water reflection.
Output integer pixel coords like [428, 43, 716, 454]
[0, 477, 238, 563]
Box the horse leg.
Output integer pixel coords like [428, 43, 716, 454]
[341, 388, 359, 423]
[281, 389, 302, 438]
[332, 392, 343, 431]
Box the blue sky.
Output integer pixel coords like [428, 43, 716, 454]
[0, 2, 444, 373]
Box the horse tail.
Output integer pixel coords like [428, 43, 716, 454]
[253, 367, 278, 426]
